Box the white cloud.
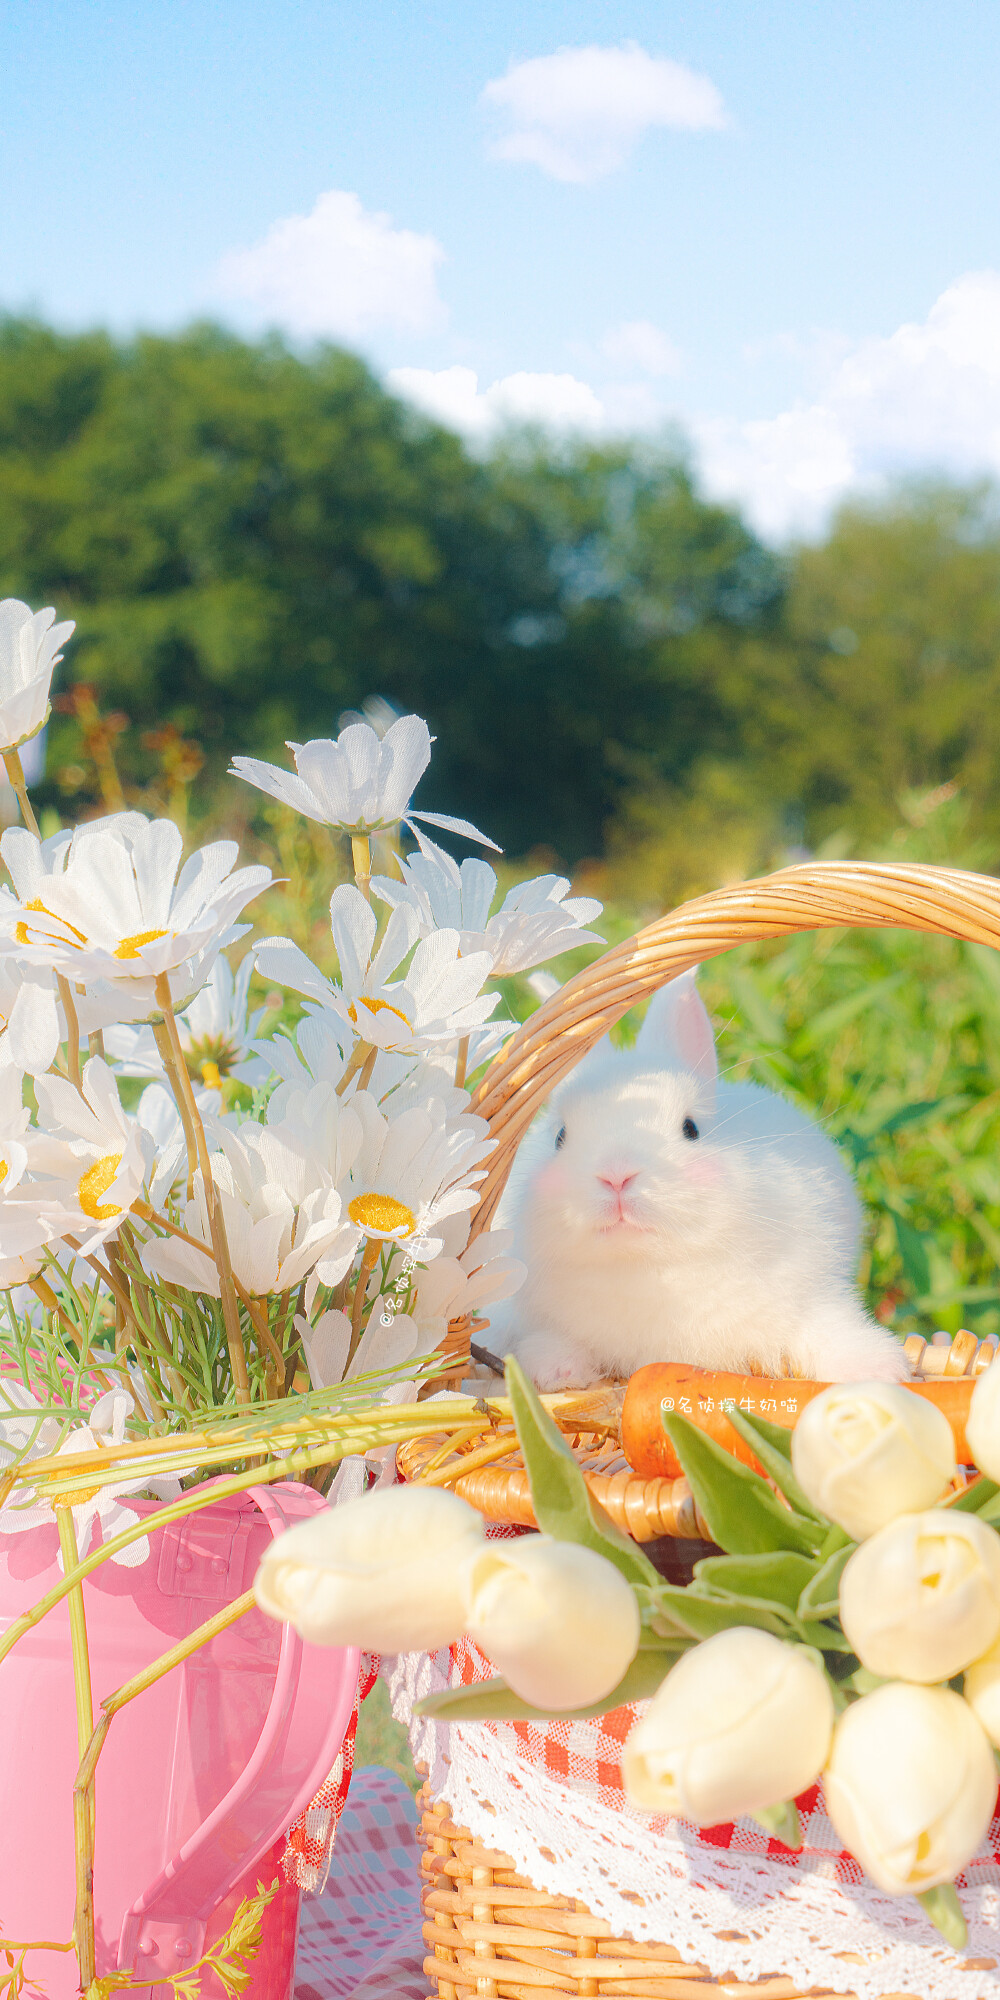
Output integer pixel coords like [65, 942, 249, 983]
[481, 41, 726, 183]
[388, 365, 608, 438]
[603, 318, 681, 376]
[698, 271, 1000, 541]
[217, 190, 446, 340]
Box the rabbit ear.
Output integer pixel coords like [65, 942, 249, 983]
[636, 970, 718, 1085]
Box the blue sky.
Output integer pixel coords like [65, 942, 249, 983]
[4, 1, 1000, 537]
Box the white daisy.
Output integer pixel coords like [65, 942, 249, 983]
[28, 1057, 153, 1254]
[105, 953, 272, 1098]
[255, 883, 500, 1055]
[230, 712, 498, 849]
[405, 1225, 526, 1345]
[0, 1067, 59, 1282]
[297, 1297, 422, 1389]
[255, 1004, 482, 1122]
[371, 834, 603, 977]
[0, 599, 75, 753]
[0, 1385, 181, 1567]
[0, 816, 270, 1013]
[338, 1091, 493, 1252]
[139, 1087, 359, 1299]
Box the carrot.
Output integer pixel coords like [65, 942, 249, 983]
[621, 1362, 977, 1478]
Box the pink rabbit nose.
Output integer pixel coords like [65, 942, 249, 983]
[597, 1169, 638, 1192]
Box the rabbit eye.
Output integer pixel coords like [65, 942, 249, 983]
[555, 1124, 567, 1150]
[682, 1117, 699, 1140]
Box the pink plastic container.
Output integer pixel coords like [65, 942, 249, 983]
[0, 1480, 359, 2000]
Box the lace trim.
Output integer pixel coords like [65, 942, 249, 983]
[390, 1649, 1000, 2000]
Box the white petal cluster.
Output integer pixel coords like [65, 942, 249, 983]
[0, 1384, 180, 1566]
[0, 816, 271, 1014]
[0, 599, 74, 752]
[256, 885, 500, 1055]
[231, 713, 498, 849]
[105, 955, 272, 1099]
[371, 833, 602, 976]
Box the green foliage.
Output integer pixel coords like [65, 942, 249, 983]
[504, 1354, 659, 1589]
[0, 318, 782, 865]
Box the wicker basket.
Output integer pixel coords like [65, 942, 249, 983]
[417, 1791, 919, 2000]
[414, 860, 1000, 2000]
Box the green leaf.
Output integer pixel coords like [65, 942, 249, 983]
[694, 1550, 818, 1612]
[413, 1647, 685, 1723]
[661, 1412, 824, 1556]
[647, 1581, 791, 1641]
[733, 1409, 794, 1461]
[918, 1884, 967, 1951]
[818, 1522, 853, 1560]
[751, 1801, 803, 1849]
[797, 1543, 855, 1621]
[723, 1405, 829, 1521]
[948, 1474, 1000, 1514]
[505, 1354, 658, 1589]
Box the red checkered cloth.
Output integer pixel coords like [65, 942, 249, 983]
[294, 1767, 425, 2000]
[283, 1654, 380, 1892]
[446, 1633, 1000, 1888]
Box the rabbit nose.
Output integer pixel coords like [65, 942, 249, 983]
[597, 1169, 638, 1192]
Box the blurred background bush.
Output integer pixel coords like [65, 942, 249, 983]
[6, 314, 1000, 1343]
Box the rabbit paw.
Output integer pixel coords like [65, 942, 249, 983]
[502, 1328, 603, 1390]
[794, 1308, 912, 1384]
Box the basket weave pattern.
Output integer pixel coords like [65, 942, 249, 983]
[417, 1791, 906, 2000]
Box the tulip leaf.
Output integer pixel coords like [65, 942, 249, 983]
[413, 1646, 686, 1724]
[505, 1355, 659, 1589]
[694, 1550, 818, 1612]
[797, 1543, 855, 1621]
[917, 1884, 968, 1951]
[646, 1581, 791, 1641]
[751, 1801, 803, 1850]
[734, 1409, 795, 1461]
[661, 1412, 824, 1556]
[949, 1474, 1000, 1514]
[818, 1522, 853, 1559]
[722, 1406, 828, 1522]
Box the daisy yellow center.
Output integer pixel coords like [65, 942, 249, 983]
[200, 1060, 223, 1090]
[347, 1192, 416, 1237]
[0, 1162, 8, 1185]
[347, 998, 411, 1030]
[16, 898, 87, 947]
[114, 927, 169, 960]
[77, 1153, 124, 1221]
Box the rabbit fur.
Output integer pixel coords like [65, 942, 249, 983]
[491, 971, 908, 1389]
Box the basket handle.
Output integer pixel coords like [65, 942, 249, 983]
[465, 858, 1000, 1240]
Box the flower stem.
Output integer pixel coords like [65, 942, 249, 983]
[2, 747, 39, 836]
[154, 974, 251, 1408]
[55, 1506, 96, 1992]
[335, 1037, 375, 1098]
[346, 1237, 380, 1374]
[56, 975, 82, 1089]
[351, 834, 372, 900]
[153, 1019, 198, 1198]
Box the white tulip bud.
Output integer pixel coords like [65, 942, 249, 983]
[966, 1361, 1000, 1484]
[622, 1628, 834, 1826]
[462, 1536, 640, 1711]
[839, 1510, 1000, 1683]
[791, 1382, 955, 1542]
[824, 1683, 997, 1894]
[964, 1633, 1000, 1746]
[254, 1484, 484, 1651]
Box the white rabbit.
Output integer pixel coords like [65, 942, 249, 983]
[491, 971, 908, 1389]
